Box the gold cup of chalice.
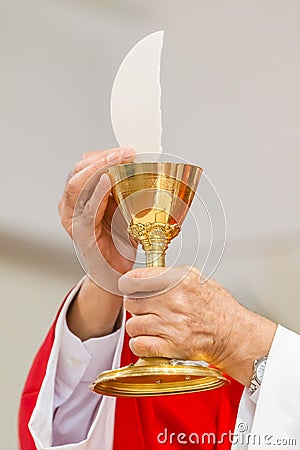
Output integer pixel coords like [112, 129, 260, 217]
[90, 162, 228, 397]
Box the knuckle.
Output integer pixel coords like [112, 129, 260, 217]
[65, 179, 78, 199]
[132, 338, 161, 358]
[126, 316, 148, 338]
[123, 297, 135, 314]
[60, 216, 72, 236]
[60, 215, 67, 227]
[82, 201, 94, 220]
[172, 292, 186, 311]
[140, 318, 150, 336]
[180, 276, 190, 290]
[73, 161, 83, 173]
[183, 266, 199, 283]
[58, 199, 63, 216]
[125, 317, 135, 337]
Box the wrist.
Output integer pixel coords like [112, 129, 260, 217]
[67, 277, 123, 341]
[220, 308, 277, 386]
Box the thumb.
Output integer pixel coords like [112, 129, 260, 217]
[118, 266, 187, 296]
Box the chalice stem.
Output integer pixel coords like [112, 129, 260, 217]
[146, 251, 165, 267]
[145, 228, 167, 267]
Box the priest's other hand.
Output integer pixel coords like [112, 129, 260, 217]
[59, 147, 136, 281]
[120, 266, 277, 387]
[59, 148, 137, 341]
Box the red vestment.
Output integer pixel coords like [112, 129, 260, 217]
[18, 296, 243, 450]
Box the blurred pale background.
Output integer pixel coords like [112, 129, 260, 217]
[1, 1, 300, 448]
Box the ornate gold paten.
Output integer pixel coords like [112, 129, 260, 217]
[90, 162, 228, 397]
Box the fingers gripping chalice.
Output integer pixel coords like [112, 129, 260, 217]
[90, 161, 228, 397]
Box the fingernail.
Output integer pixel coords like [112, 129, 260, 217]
[129, 338, 136, 351]
[106, 151, 120, 162]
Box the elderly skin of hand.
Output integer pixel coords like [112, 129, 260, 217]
[120, 266, 277, 387]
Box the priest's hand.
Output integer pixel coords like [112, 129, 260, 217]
[59, 148, 137, 340]
[120, 266, 277, 387]
[59, 147, 136, 282]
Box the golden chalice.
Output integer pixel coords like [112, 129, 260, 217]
[90, 162, 228, 397]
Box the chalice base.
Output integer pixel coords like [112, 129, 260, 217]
[90, 357, 228, 397]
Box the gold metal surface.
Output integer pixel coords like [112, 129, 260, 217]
[90, 162, 228, 397]
[90, 358, 228, 397]
[107, 162, 202, 267]
[129, 222, 180, 267]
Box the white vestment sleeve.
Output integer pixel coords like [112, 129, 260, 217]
[29, 279, 125, 450]
[233, 325, 300, 450]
